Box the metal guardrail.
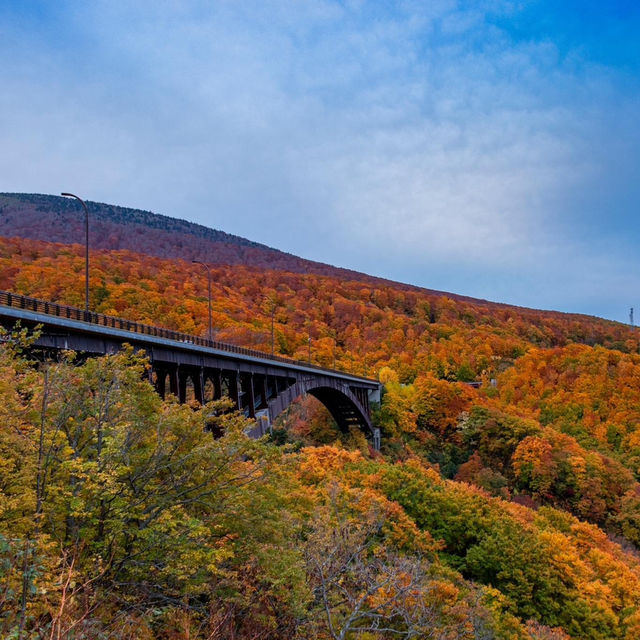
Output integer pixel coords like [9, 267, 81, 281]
[0, 290, 377, 384]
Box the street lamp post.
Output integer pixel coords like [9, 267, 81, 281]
[265, 297, 277, 356]
[271, 305, 275, 356]
[328, 329, 337, 370]
[61, 192, 89, 314]
[192, 261, 213, 342]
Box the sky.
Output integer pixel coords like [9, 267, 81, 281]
[1, 1, 639, 322]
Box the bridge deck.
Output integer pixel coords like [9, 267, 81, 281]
[0, 290, 378, 387]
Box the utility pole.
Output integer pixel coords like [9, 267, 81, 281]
[631, 307, 635, 327]
[61, 192, 89, 315]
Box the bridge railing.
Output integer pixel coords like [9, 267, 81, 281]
[0, 290, 376, 383]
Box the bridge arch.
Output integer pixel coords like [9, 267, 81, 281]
[266, 375, 375, 437]
[307, 385, 373, 435]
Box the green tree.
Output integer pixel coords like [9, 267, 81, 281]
[0, 342, 309, 637]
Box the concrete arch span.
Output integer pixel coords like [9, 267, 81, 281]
[307, 386, 373, 435]
[266, 374, 375, 437]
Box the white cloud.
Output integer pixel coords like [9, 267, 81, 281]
[1, 0, 639, 319]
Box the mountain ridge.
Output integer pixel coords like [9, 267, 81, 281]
[0, 192, 620, 325]
[1, 192, 431, 292]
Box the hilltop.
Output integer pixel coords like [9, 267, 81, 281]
[0, 192, 588, 313]
[0, 192, 431, 295]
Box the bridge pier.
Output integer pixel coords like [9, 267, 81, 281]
[151, 365, 179, 400]
[197, 370, 205, 404]
[211, 369, 222, 401]
[178, 368, 187, 404]
[240, 372, 256, 418]
[169, 367, 179, 398]
[154, 368, 166, 399]
[258, 375, 268, 410]
[228, 372, 240, 411]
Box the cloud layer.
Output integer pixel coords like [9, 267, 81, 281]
[1, 0, 639, 320]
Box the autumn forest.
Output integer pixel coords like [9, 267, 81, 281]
[3, 197, 640, 639]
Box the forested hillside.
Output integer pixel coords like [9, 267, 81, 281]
[2, 220, 640, 638]
[0, 192, 445, 293]
[1, 236, 634, 378]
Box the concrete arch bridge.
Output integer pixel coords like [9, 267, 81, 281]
[0, 290, 381, 444]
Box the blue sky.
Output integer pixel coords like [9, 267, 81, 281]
[1, 1, 639, 321]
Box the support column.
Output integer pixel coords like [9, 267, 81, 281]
[258, 375, 268, 409]
[169, 366, 179, 398]
[154, 367, 166, 399]
[228, 372, 240, 410]
[194, 369, 204, 405]
[246, 373, 256, 418]
[178, 369, 187, 404]
[213, 369, 222, 400]
[266, 375, 275, 400]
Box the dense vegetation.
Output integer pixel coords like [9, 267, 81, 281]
[5, 335, 640, 639]
[3, 234, 640, 638]
[1, 237, 635, 379]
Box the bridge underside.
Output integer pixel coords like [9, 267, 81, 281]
[148, 362, 374, 438]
